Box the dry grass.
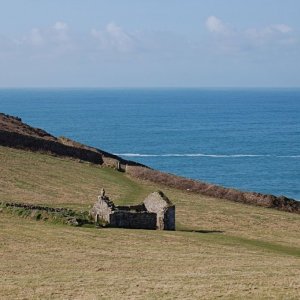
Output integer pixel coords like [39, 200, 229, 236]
[1, 146, 300, 299]
[0, 146, 152, 209]
[1, 214, 300, 299]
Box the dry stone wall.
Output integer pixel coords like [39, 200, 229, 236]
[0, 201, 91, 226]
[110, 211, 157, 229]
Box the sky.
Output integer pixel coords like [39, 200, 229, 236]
[0, 0, 300, 87]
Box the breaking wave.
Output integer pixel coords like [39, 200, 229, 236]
[115, 153, 300, 158]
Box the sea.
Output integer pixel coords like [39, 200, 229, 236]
[1, 88, 299, 200]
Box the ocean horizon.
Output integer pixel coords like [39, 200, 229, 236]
[1, 87, 299, 200]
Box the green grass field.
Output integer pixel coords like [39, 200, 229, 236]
[1, 146, 300, 299]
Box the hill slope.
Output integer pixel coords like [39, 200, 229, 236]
[1, 145, 300, 299]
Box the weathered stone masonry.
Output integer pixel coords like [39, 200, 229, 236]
[90, 190, 175, 230]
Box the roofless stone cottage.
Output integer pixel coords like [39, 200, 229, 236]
[90, 189, 175, 230]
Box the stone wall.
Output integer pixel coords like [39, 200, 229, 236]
[164, 206, 176, 231]
[110, 211, 157, 229]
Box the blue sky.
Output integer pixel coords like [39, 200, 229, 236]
[0, 0, 300, 87]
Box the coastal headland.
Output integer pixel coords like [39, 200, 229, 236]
[0, 112, 299, 214]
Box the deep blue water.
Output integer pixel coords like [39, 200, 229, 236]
[1, 88, 299, 200]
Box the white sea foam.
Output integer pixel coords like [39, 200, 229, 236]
[115, 153, 300, 158]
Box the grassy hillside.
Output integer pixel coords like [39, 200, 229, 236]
[1, 145, 300, 299]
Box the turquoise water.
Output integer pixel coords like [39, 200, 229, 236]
[1, 88, 299, 200]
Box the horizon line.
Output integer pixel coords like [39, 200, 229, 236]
[1, 86, 300, 90]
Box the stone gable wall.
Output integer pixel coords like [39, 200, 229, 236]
[90, 197, 114, 223]
[143, 191, 175, 230]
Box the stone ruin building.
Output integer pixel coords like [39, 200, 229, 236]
[90, 189, 175, 230]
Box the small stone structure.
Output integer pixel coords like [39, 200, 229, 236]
[90, 189, 175, 230]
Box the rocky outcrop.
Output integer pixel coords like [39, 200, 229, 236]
[0, 113, 57, 140]
[0, 129, 104, 164]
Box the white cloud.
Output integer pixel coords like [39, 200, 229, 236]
[1, 18, 297, 67]
[1, 21, 186, 63]
[1, 21, 76, 61]
[91, 22, 136, 53]
[53, 21, 68, 31]
[205, 16, 229, 34]
[205, 16, 297, 54]
[90, 22, 189, 60]
[53, 21, 70, 42]
[246, 24, 292, 39]
[245, 24, 296, 49]
[22, 21, 71, 48]
[271, 24, 292, 34]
